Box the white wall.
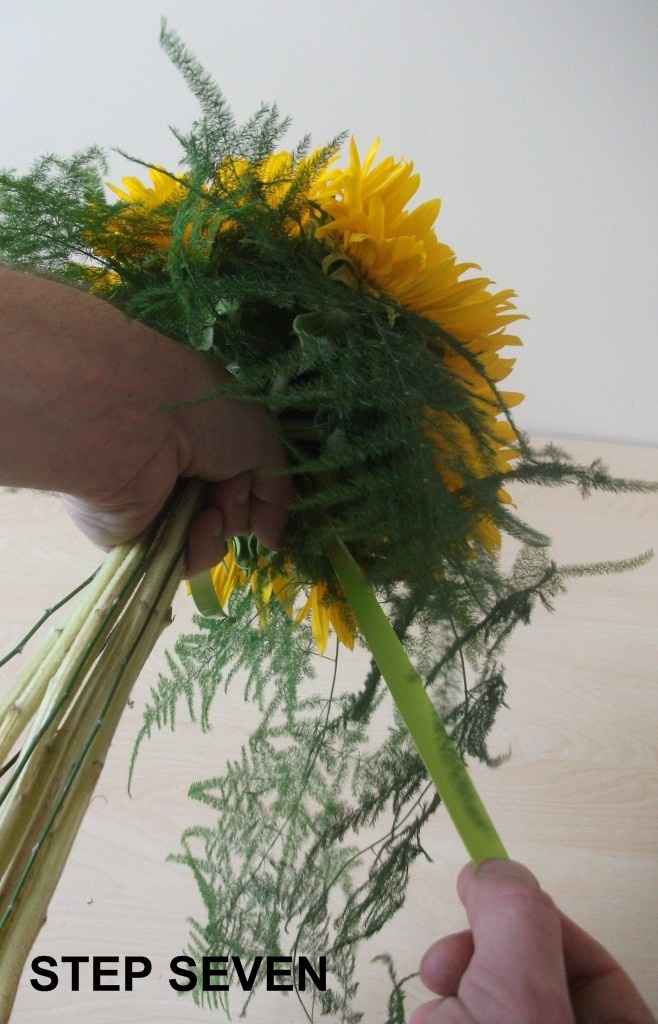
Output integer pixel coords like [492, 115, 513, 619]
[2, 0, 656, 443]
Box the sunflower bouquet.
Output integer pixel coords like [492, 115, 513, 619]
[0, 24, 653, 1023]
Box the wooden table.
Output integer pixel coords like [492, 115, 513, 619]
[2, 437, 656, 1021]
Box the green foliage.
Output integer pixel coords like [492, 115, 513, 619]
[507, 441, 658, 497]
[373, 955, 416, 1024]
[132, 535, 649, 1020]
[130, 591, 315, 786]
[0, 149, 108, 281]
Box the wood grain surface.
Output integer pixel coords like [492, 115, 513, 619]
[1, 437, 656, 1021]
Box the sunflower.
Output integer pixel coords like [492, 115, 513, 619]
[310, 138, 524, 379]
[102, 165, 189, 255]
[95, 155, 312, 296]
[104, 149, 324, 253]
[106, 165, 186, 208]
[310, 138, 525, 551]
[207, 542, 355, 656]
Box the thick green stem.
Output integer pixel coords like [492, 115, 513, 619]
[325, 536, 508, 865]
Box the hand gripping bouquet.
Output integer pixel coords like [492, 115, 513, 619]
[0, 25, 654, 1022]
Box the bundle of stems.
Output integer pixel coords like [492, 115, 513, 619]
[0, 480, 203, 1021]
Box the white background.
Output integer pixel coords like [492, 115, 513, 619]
[1, 0, 656, 443]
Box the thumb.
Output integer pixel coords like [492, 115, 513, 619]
[456, 859, 574, 1022]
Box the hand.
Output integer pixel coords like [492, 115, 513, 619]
[59, 349, 293, 577]
[0, 268, 293, 575]
[408, 859, 656, 1024]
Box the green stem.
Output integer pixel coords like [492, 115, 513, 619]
[325, 536, 508, 865]
[0, 570, 99, 671]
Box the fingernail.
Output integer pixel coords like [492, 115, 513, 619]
[234, 487, 250, 507]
